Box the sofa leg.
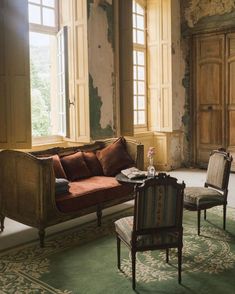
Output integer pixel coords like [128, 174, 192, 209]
[0, 214, 5, 232]
[97, 207, 102, 227]
[39, 228, 45, 248]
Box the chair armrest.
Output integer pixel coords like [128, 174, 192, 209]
[0, 150, 55, 228]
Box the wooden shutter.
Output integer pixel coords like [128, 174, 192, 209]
[159, 0, 172, 131]
[147, 0, 172, 132]
[72, 0, 90, 142]
[59, 0, 90, 142]
[0, 0, 31, 149]
[118, 0, 134, 136]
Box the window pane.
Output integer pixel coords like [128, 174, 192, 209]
[138, 111, 145, 124]
[133, 29, 136, 43]
[28, 4, 41, 24]
[133, 50, 137, 65]
[136, 15, 144, 30]
[137, 30, 144, 45]
[134, 111, 138, 125]
[137, 51, 144, 65]
[134, 81, 137, 95]
[43, 7, 55, 26]
[132, 1, 136, 13]
[43, 0, 55, 7]
[137, 66, 144, 80]
[138, 96, 145, 109]
[133, 66, 137, 80]
[30, 32, 57, 136]
[133, 14, 137, 29]
[138, 81, 145, 95]
[29, 0, 40, 4]
[134, 96, 137, 109]
[136, 3, 144, 15]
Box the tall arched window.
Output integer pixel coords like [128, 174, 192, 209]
[132, 0, 147, 127]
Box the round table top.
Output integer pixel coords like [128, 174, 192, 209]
[115, 172, 148, 185]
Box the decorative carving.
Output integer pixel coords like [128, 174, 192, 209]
[185, 0, 235, 27]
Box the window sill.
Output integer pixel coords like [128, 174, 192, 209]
[31, 135, 67, 150]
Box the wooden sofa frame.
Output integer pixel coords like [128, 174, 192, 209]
[0, 138, 144, 247]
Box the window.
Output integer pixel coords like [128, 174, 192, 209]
[132, 0, 147, 127]
[28, 0, 68, 138]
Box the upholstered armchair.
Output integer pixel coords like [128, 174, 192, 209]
[184, 149, 233, 235]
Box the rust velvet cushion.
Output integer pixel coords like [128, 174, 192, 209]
[60, 151, 91, 181]
[52, 154, 67, 179]
[56, 176, 134, 212]
[96, 137, 134, 176]
[83, 151, 104, 176]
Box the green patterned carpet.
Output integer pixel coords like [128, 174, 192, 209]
[1, 207, 235, 293]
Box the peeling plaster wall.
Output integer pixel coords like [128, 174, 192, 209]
[170, 0, 188, 167]
[87, 0, 114, 140]
[184, 0, 235, 28]
[171, 0, 185, 132]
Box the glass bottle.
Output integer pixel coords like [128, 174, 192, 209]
[147, 156, 155, 177]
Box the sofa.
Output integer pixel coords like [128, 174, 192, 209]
[0, 137, 144, 247]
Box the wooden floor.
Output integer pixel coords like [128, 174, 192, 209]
[0, 168, 234, 251]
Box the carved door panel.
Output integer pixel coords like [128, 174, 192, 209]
[226, 32, 235, 170]
[194, 34, 225, 167]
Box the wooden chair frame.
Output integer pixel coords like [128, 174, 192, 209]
[184, 149, 233, 235]
[116, 173, 185, 290]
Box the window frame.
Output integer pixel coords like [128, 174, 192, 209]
[28, 0, 70, 144]
[132, 0, 148, 131]
[28, 0, 59, 34]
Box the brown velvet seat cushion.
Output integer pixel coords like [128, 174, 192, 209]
[83, 151, 103, 176]
[56, 176, 134, 212]
[52, 154, 67, 179]
[96, 137, 135, 176]
[60, 151, 91, 181]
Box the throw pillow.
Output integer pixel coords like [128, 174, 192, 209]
[55, 178, 70, 195]
[83, 151, 104, 176]
[60, 151, 92, 181]
[96, 137, 135, 176]
[52, 154, 67, 179]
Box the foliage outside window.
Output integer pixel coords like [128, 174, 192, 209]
[28, 0, 67, 138]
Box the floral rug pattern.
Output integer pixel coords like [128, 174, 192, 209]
[0, 207, 235, 293]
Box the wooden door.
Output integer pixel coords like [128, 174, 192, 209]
[226, 32, 235, 170]
[194, 34, 225, 167]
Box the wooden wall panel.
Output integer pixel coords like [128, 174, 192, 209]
[226, 32, 235, 169]
[194, 33, 224, 166]
[0, 0, 31, 149]
[118, 0, 134, 136]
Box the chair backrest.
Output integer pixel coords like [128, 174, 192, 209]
[133, 173, 185, 235]
[206, 149, 233, 191]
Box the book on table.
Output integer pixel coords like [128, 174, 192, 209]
[121, 167, 147, 179]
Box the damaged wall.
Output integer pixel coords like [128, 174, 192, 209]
[87, 0, 115, 140]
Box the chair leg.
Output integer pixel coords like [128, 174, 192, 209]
[197, 210, 201, 235]
[204, 209, 206, 220]
[132, 250, 136, 290]
[166, 248, 169, 263]
[97, 206, 102, 227]
[0, 214, 5, 232]
[223, 204, 227, 230]
[39, 228, 45, 248]
[178, 246, 182, 284]
[117, 236, 121, 270]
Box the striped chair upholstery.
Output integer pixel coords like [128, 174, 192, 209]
[184, 149, 233, 235]
[115, 173, 185, 290]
